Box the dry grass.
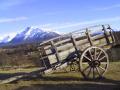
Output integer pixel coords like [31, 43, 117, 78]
[0, 67, 40, 74]
[0, 61, 120, 90]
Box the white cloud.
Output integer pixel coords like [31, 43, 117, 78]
[30, 16, 120, 33]
[43, 17, 120, 30]
[1, 16, 119, 40]
[0, 17, 28, 23]
[31, 24, 53, 28]
[95, 4, 120, 11]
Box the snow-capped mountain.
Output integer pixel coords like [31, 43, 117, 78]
[0, 27, 60, 46]
[10, 27, 60, 44]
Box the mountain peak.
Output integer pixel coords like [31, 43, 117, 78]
[0, 26, 60, 46]
[9, 27, 60, 44]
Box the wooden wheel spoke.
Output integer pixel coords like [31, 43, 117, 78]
[99, 66, 106, 71]
[101, 62, 108, 65]
[82, 62, 89, 65]
[95, 67, 101, 76]
[92, 67, 95, 79]
[97, 50, 102, 60]
[88, 50, 93, 59]
[83, 55, 91, 61]
[94, 48, 97, 60]
[83, 65, 90, 72]
[99, 56, 106, 61]
[86, 67, 92, 77]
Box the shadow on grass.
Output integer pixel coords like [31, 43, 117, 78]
[0, 72, 27, 80]
[16, 75, 120, 90]
[0, 68, 43, 81]
[16, 82, 120, 90]
[0, 72, 120, 90]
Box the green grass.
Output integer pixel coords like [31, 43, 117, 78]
[0, 61, 120, 90]
[105, 61, 120, 80]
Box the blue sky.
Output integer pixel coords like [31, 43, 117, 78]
[0, 0, 120, 39]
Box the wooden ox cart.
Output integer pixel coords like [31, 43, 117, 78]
[37, 24, 116, 79]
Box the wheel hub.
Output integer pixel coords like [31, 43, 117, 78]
[89, 60, 100, 67]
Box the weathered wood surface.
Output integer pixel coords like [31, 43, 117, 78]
[38, 25, 113, 67]
[40, 34, 111, 57]
[44, 33, 111, 52]
[38, 25, 115, 74]
[86, 28, 93, 46]
[102, 25, 111, 45]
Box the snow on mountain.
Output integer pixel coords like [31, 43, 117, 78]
[24, 27, 44, 39]
[0, 36, 10, 43]
[10, 27, 60, 44]
[0, 26, 60, 46]
[0, 32, 17, 44]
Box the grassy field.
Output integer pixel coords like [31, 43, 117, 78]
[0, 61, 120, 90]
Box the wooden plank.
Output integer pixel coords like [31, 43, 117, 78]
[43, 47, 75, 63]
[75, 35, 87, 41]
[48, 54, 57, 64]
[86, 28, 93, 46]
[44, 32, 109, 51]
[55, 38, 71, 46]
[39, 34, 110, 58]
[39, 35, 110, 61]
[44, 38, 71, 50]
[107, 25, 115, 44]
[71, 35, 78, 51]
[39, 52, 47, 69]
[92, 34, 107, 41]
[102, 25, 110, 45]
[50, 41, 60, 63]
[59, 47, 75, 61]
[45, 34, 108, 54]
[57, 43, 73, 52]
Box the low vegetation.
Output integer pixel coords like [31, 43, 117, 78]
[0, 43, 42, 67]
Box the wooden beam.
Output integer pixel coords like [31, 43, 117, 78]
[107, 25, 116, 44]
[102, 25, 110, 45]
[50, 41, 60, 63]
[71, 35, 81, 58]
[71, 35, 78, 51]
[86, 28, 93, 46]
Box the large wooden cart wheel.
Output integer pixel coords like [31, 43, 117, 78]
[79, 46, 109, 79]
